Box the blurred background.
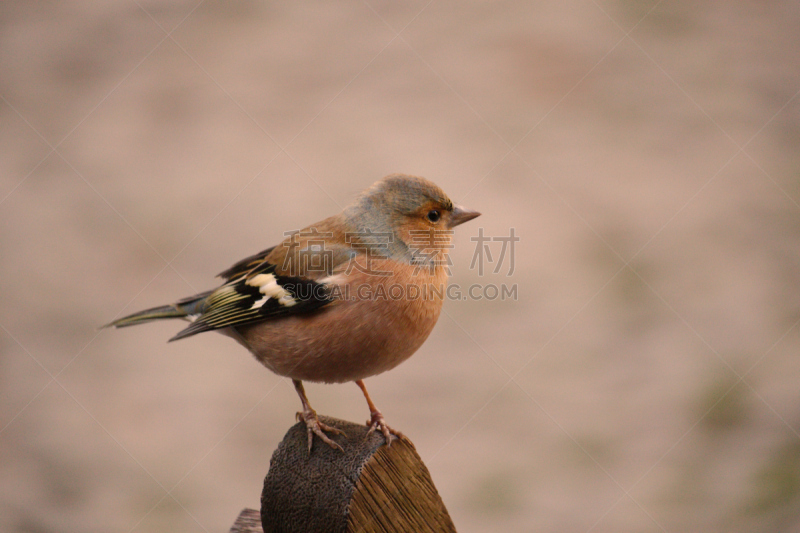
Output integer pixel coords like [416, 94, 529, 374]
[2, 1, 799, 532]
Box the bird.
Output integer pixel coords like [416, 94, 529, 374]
[105, 174, 480, 451]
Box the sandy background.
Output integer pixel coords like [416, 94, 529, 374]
[2, 1, 800, 532]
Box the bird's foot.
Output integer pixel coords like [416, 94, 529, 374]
[296, 410, 344, 453]
[366, 410, 403, 446]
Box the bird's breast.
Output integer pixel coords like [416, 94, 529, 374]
[228, 260, 448, 383]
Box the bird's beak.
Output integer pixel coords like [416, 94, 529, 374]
[448, 205, 481, 228]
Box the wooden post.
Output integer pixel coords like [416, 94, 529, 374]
[229, 416, 456, 533]
[229, 509, 262, 533]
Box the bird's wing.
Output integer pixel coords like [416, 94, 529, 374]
[216, 246, 276, 280]
[170, 260, 332, 341]
[261, 215, 358, 280]
[171, 215, 359, 341]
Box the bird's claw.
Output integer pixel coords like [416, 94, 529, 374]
[366, 410, 402, 445]
[296, 410, 344, 452]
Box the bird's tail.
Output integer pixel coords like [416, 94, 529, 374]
[102, 291, 212, 329]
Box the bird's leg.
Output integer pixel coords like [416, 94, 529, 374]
[293, 379, 344, 452]
[355, 379, 403, 445]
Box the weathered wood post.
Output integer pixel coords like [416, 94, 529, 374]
[229, 416, 456, 533]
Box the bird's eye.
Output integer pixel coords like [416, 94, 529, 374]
[426, 210, 441, 223]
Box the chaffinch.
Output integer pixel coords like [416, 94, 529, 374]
[106, 174, 480, 451]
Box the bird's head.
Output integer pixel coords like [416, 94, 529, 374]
[345, 174, 481, 264]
